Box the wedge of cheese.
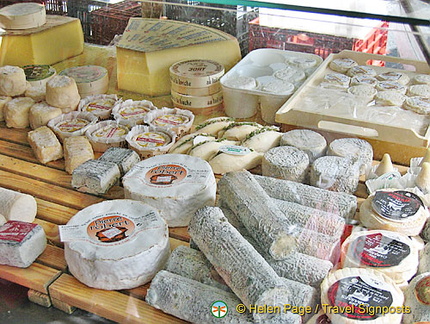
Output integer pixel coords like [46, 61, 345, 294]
[116, 18, 241, 96]
[0, 16, 84, 66]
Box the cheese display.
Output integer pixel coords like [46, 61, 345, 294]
[0, 16, 84, 66]
[188, 206, 301, 323]
[359, 189, 429, 236]
[4, 97, 35, 129]
[45, 75, 81, 112]
[280, 129, 327, 162]
[320, 268, 404, 324]
[78, 94, 119, 120]
[85, 121, 130, 153]
[0, 96, 11, 122]
[71, 159, 121, 194]
[209, 147, 263, 175]
[23, 64, 56, 87]
[143, 107, 194, 135]
[123, 154, 216, 227]
[27, 126, 63, 164]
[168, 133, 216, 154]
[125, 125, 176, 159]
[29, 102, 62, 129]
[63, 136, 94, 174]
[262, 146, 310, 183]
[116, 18, 241, 96]
[59, 65, 109, 98]
[0, 3, 46, 30]
[0, 65, 27, 97]
[111, 99, 156, 127]
[327, 138, 373, 175]
[310, 156, 360, 194]
[61, 199, 170, 290]
[98, 147, 140, 177]
[403, 272, 430, 323]
[241, 128, 282, 153]
[146, 270, 254, 324]
[0, 221, 46, 268]
[0, 187, 37, 223]
[341, 230, 419, 285]
[47, 111, 98, 142]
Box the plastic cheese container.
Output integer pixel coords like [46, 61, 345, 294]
[220, 48, 322, 123]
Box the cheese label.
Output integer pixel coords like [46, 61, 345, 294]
[219, 145, 251, 156]
[153, 114, 189, 127]
[119, 106, 150, 119]
[349, 232, 411, 268]
[84, 99, 116, 113]
[0, 221, 37, 243]
[23, 64, 55, 82]
[133, 132, 170, 148]
[59, 210, 160, 246]
[59, 65, 107, 83]
[92, 125, 128, 139]
[415, 275, 430, 306]
[372, 190, 423, 221]
[327, 276, 393, 320]
[170, 59, 224, 87]
[56, 118, 89, 132]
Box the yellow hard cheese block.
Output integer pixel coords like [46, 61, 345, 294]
[116, 18, 241, 96]
[0, 16, 84, 66]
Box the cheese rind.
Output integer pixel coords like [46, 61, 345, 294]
[0, 65, 27, 96]
[63, 136, 94, 174]
[59, 65, 109, 98]
[0, 187, 37, 223]
[29, 102, 62, 129]
[4, 97, 35, 128]
[27, 126, 63, 164]
[400, 272, 430, 324]
[280, 129, 327, 162]
[0, 3, 46, 30]
[45, 75, 80, 112]
[99, 147, 140, 176]
[0, 96, 11, 122]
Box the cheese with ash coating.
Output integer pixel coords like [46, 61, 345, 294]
[99, 147, 140, 176]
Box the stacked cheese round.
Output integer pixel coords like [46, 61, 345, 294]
[64, 199, 170, 290]
[23, 64, 56, 87]
[123, 154, 216, 227]
[59, 65, 109, 98]
[170, 59, 224, 115]
[0, 2, 46, 30]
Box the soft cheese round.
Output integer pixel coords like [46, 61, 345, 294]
[29, 102, 62, 129]
[47, 111, 98, 142]
[327, 138, 373, 175]
[403, 96, 430, 115]
[78, 94, 119, 120]
[280, 129, 327, 162]
[376, 71, 410, 85]
[59, 65, 109, 97]
[346, 65, 377, 77]
[408, 84, 430, 98]
[375, 90, 405, 106]
[45, 75, 81, 112]
[112, 99, 156, 127]
[123, 154, 216, 227]
[329, 58, 358, 73]
[0, 65, 27, 97]
[403, 272, 430, 324]
[85, 120, 130, 152]
[0, 3, 46, 30]
[169, 59, 224, 88]
[63, 199, 170, 290]
[144, 107, 194, 135]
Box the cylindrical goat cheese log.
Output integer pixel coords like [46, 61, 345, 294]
[240, 128, 281, 153]
[219, 204, 333, 288]
[29, 102, 62, 129]
[418, 242, 430, 274]
[194, 117, 235, 136]
[146, 270, 254, 324]
[0, 65, 27, 96]
[280, 129, 327, 163]
[310, 156, 360, 194]
[45, 75, 80, 112]
[4, 97, 35, 128]
[401, 272, 430, 324]
[253, 174, 357, 221]
[262, 146, 310, 183]
[188, 206, 301, 323]
[327, 137, 373, 175]
[0, 187, 37, 222]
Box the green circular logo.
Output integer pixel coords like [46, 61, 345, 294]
[211, 300, 228, 318]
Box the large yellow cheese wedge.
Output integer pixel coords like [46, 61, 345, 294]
[116, 18, 241, 96]
[0, 16, 84, 66]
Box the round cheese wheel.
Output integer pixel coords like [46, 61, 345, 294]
[359, 189, 429, 236]
[123, 154, 216, 227]
[170, 81, 221, 96]
[329, 58, 358, 73]
[112, 99, 156, 127]
[346, 65, 377, 77]
[418, 243, 430, 274]
[0, 65, 27, 97]
[377, 71, 410, 85]
[144, 107, 194, 135]
[47, 111, 98, 142]
[327, 138, 373, 175]
[403, 272, 430, 323]
[23, 65, 56, 87]
[280, 129, 327, 162]
[64, 199, 170, 290]
[0, 2, 46, 30]
[45, 75, 80, 112]
[78, 94, 119, 120]
[321, 267, 404, 324]
[403, 96, 430, 115]
[85, 120, 130, 152]
[169, 59, 224, 88]
[59, 65, 109, 98]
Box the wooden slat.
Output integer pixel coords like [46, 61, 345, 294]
[169, 226, 190, 242]
[36, 244, 67, 272]
[27, 289, 52, 308]
[49, 274, 187, 324]
[34, 219, 62, 247]
[35, 198, 78, 225]
[0, 123, 29, 144]
[0, 262, 61, 294]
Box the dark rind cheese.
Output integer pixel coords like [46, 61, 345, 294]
[99, 147, 140, 176]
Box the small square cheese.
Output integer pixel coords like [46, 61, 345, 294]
[99, 147, 140, 176]
[0, 221, 46, 268]
[27, 126, 63, 164]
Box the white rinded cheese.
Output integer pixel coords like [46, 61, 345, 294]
[169, 59, 224, 88]
[63, 136, 94, 174]
[327, 138, 373, 175]
[262, 146, 310, 183]
[112, 99, 156, 127]
[0, 3, 46, 30]
[403, 96, 430, 115]
[188, 139, 238, 161]
[47, 111, 98, 142]
[98, 147, 140, 177]
[23, 64, 56, 87]
[0, 221, 46, 268]
[415, 162, 430, 194]
[168, 133, 216, 155]
[0, 96, 11, 122]
[310, 156, 360, 194]
[85, 120, 129, 153]
[375, 90, 405, 106]
[341, 229, 419, 285]
[347, 84, 377, 103]
[45, 75, 80, 112]
[62, 199, 170, 290]
[408, 84, 430, 98]
[4, 97, 35, 129]
[209, 146, 263, 174]
[377, 71, 410, 85]
[194, 116, 235, 135]
[29, 102, 62, 129]
[71, 159, 120, 194]
[218, 122, 263, 141]
[329, 58, 358, 73]
[25, 84, 46, 103]
[125, 125, 177, 159]
[27, 126, 63, 164]
[59, 65, 109, 97]
[359, 189, 429, 236]
[78, 94, 119, 120]
[346, 65, 377, 77]
[223, 76, 257, 90]
[273, 66, 306, 85]
[350, 75, 378, 87]
[241, 128, 282, 153]
[402, 272, 430, 324]
[372, 153, 395, 177]
[123, 154, 216, 227]
[413, 74, 430, 85]
[0, 187, 37, 223]
[321, 267, 404, 324]
[144, 107, 194, 135]
[418, 243, 430, 274]
[280, 129, 327, 163]
[321, 72, 350, 88]
[375, 81, 407, 94]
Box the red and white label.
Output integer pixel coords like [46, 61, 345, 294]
[0, 221, 37, 243]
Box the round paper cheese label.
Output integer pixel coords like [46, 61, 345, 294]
[56, 118, 89, 132]
[350, 232, 410, 267]
[415, 275, 430, 306]
[119, 105, 151, 119]
[145, 164, 187, 186]
[153, 114, 189, 127]
[83, 98, 116, 113]
[327, 276, 393, 320]
[371, 190, 423, 221]
[133, 132, 170, 148]
[92, 125, 128, 139]
[87, 215, 135, 244]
